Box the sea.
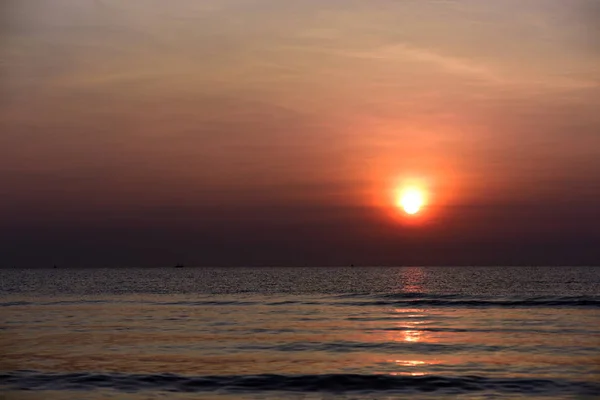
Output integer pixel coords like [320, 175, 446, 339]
[1, 266, 599, 399]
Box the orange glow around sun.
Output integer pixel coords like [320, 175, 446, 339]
[362, 147, 461, 226]
[365, 174, 435, 225]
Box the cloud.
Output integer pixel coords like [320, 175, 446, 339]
[373, 44, 501, 82]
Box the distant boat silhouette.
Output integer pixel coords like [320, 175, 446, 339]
[174, 264, 185, 268]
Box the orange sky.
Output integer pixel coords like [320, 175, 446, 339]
[1, 0, 599, 266]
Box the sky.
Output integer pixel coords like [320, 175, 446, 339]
[1, 0, 599, 267]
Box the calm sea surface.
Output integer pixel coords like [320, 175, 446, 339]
[1, 266, 599, 399]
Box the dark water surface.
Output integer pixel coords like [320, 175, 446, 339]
[1, 266, 599, 399]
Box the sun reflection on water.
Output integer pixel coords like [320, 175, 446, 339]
[385, 359, 441, 377]
[394, 360, 427, 366]
[399, 266, 427, 293]
[403, 329, 421, 342]
[382, 265, 443, 377]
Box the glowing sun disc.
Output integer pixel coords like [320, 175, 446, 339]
[398, 189, 425, 215]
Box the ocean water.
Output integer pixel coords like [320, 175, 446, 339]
[1, 266, 599, 399]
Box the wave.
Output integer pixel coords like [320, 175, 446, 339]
[333, 293, 600, 308]
[233, 341, 594, 355]
[2, 294, 599, 308]
[369, 326, 599, 334]
[236, 341, 492, 353]
[1, 371, 597, 395]
[0, 300, 260, 307]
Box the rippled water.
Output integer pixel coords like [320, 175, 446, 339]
[1, 266, 600, 399]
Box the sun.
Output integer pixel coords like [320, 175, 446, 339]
[397, 188, 425, 215]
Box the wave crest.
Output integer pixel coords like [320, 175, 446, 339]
[1, 372, 598, 395]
